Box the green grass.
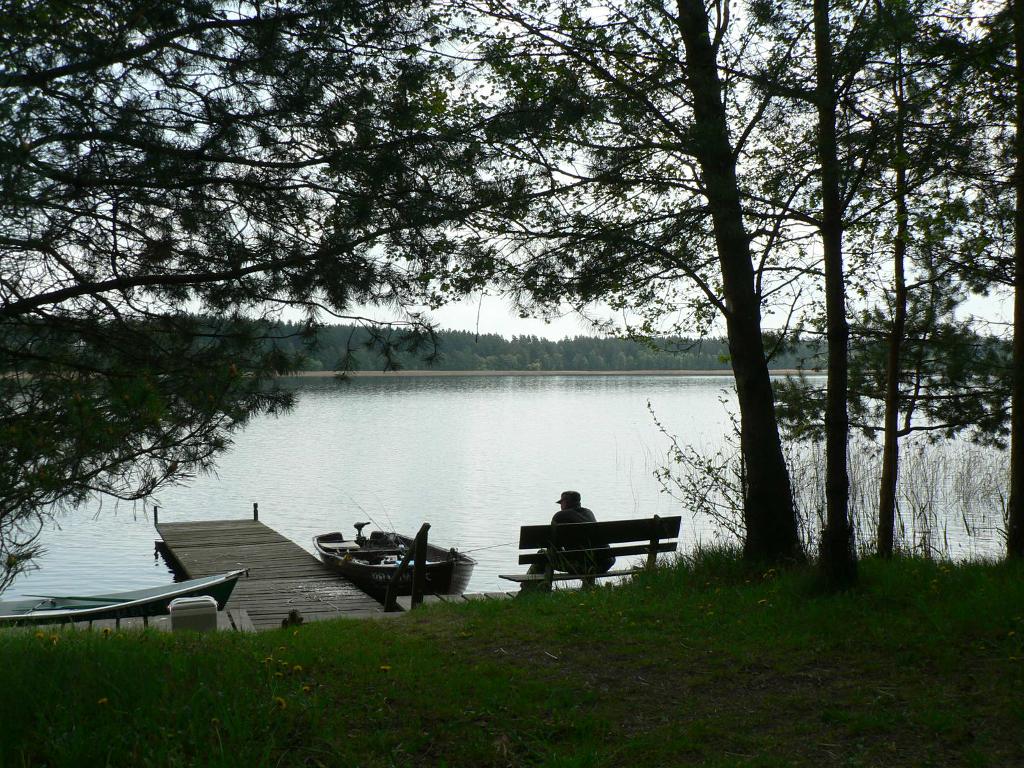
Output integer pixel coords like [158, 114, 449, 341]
[2, 552, 1023, 767]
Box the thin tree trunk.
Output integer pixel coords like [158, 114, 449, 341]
[814, 0, 857, 586]
[1008, 0, 1024, 558]
[677, 0, 801, 562]
[878, 45, 909, 559]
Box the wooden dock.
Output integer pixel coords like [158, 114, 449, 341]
[396, 591, 513, 611]
[155, 519, 384, 630]
[48, 610, 256, 634]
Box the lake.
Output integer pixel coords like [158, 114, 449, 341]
[5, 374, 1008, 600]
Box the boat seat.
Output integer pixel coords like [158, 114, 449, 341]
[319, 541, 362, 552]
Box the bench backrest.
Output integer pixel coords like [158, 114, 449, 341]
[517, 515, 681, 566]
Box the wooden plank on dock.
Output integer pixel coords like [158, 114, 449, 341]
[156, 520, 382, 630]
[59, 612, 235, 633]
[395, 591, 514, 612]
[227, 608, 256, 632]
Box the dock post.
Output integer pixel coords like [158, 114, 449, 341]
[153, 506, 159, 527]
[383, 522, 430, 612]
[411, 523, 431, 608]
[253, 502, 259, 521]
[384, 549, 414, 612]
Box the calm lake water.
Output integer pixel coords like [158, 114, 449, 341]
[5, 374, 1008, 600]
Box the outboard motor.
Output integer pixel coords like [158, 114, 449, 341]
[353, 521, 371, 546]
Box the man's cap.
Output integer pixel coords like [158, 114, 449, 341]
[557, 490, 581, 505]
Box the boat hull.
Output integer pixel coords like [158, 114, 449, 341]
[313, 532, 475, 603]
[0, 570, 245, 626]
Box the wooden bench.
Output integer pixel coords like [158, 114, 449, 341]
[498, 515, 681, 589]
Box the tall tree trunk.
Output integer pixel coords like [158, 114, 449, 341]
[677, 0, 801, 563]
[1009, 0, 1024, 558]
[878, 45, 909, 559]
[814, 0, 858, 586]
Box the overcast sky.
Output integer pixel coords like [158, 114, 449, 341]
[342, 283, 1016, 342]
[419, 289, 1016, 340]
[423, 294, 606, 340]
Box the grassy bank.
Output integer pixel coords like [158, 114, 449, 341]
[1, 554, 1022, 767]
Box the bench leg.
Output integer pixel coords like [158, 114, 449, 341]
[519, 553, 552, 593]
[543, 545, 554, 590]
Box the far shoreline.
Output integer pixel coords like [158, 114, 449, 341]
[285, 368, 813, 378]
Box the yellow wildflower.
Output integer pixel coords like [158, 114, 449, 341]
[97, 698, 109, 706]
[273, 696, 286, 710]
[292, 665, 303, 674]
[379, 665, 391, 672]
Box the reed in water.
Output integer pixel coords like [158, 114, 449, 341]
[656, 424, 1008, 559]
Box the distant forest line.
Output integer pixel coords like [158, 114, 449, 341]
[275, 323, 817, 372]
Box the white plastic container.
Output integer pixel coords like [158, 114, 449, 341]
[169, 595, 218, 632]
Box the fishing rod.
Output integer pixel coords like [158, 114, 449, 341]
[459, 541, 518, 554]
[344, 493, 388, 535]
[344, 494, 515, 553]
[372, 493, 398, 535]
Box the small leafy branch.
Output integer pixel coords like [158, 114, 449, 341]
[648, 400, 746, 543]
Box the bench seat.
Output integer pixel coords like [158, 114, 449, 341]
[498, 515, 681, 589]
[497, 568, 643, 583]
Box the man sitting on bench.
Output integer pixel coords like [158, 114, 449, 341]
[521, 490, 616, 591]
